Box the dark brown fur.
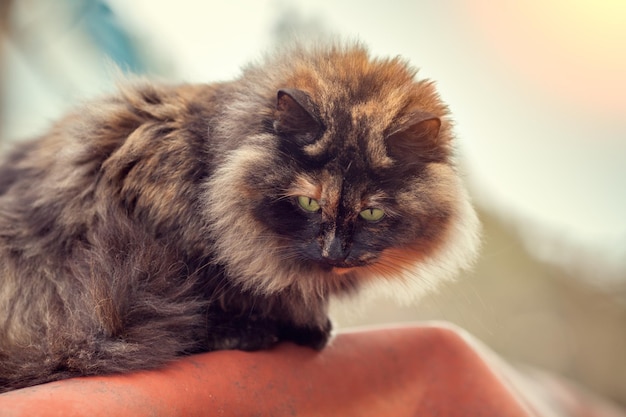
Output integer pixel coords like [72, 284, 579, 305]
[0, 42, 479, 392]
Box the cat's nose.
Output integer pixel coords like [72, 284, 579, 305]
[322, 236, 348, 264]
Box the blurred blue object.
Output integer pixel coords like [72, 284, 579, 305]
[74, 0, 147, 73]
[0, 0, 157, 142]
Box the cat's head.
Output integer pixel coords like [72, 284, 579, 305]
[205, 44, 480, 302]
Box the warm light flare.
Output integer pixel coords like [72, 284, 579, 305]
[465, 1, 626, 117]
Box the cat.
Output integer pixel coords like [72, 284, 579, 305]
[0, 42, 480, 392]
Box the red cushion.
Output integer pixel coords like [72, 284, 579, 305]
[1, 323, 623, 416]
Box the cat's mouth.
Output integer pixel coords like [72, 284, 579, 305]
[315, 259, 369, 275]
[331, 266, 358, 275]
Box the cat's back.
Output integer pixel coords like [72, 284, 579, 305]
[0, 80, 230, 274]
[0, 81, 227, 206]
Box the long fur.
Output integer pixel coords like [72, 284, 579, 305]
[0, 41, 480, 392]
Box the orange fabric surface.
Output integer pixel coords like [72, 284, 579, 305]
[0, 323, 623, 417]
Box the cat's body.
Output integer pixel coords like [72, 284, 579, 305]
[0, 43, 479, 392]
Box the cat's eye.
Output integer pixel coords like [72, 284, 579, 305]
[359, 208, 385, 222]
[297, 196, 321, 213]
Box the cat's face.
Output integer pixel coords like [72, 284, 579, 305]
[205, 46, 479, 300]
[253, 88, 453, 278]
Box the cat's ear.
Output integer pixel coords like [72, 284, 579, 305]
[274, 88, 323, 145]
[386, 112, 447, 164]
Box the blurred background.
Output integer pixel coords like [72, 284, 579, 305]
[1, 0, 624, 407]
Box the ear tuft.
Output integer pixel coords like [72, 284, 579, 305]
[387, 112, 447, 164]
[274, 89, 323, 145]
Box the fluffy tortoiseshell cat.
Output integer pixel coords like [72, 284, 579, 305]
[0, 42, 480, 392]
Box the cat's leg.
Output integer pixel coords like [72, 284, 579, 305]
[203, 312, 332, 351]
[203, 291, 332, 351]
[278, 317, 332, 350]
[204, 312, 282, 351]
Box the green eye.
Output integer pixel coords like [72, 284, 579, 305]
[297, 196, 321, 212]
[359, 208, 385, 222]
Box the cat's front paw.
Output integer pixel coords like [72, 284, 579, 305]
[280, 319, 332, 350]
[207, 317, 281, 351]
